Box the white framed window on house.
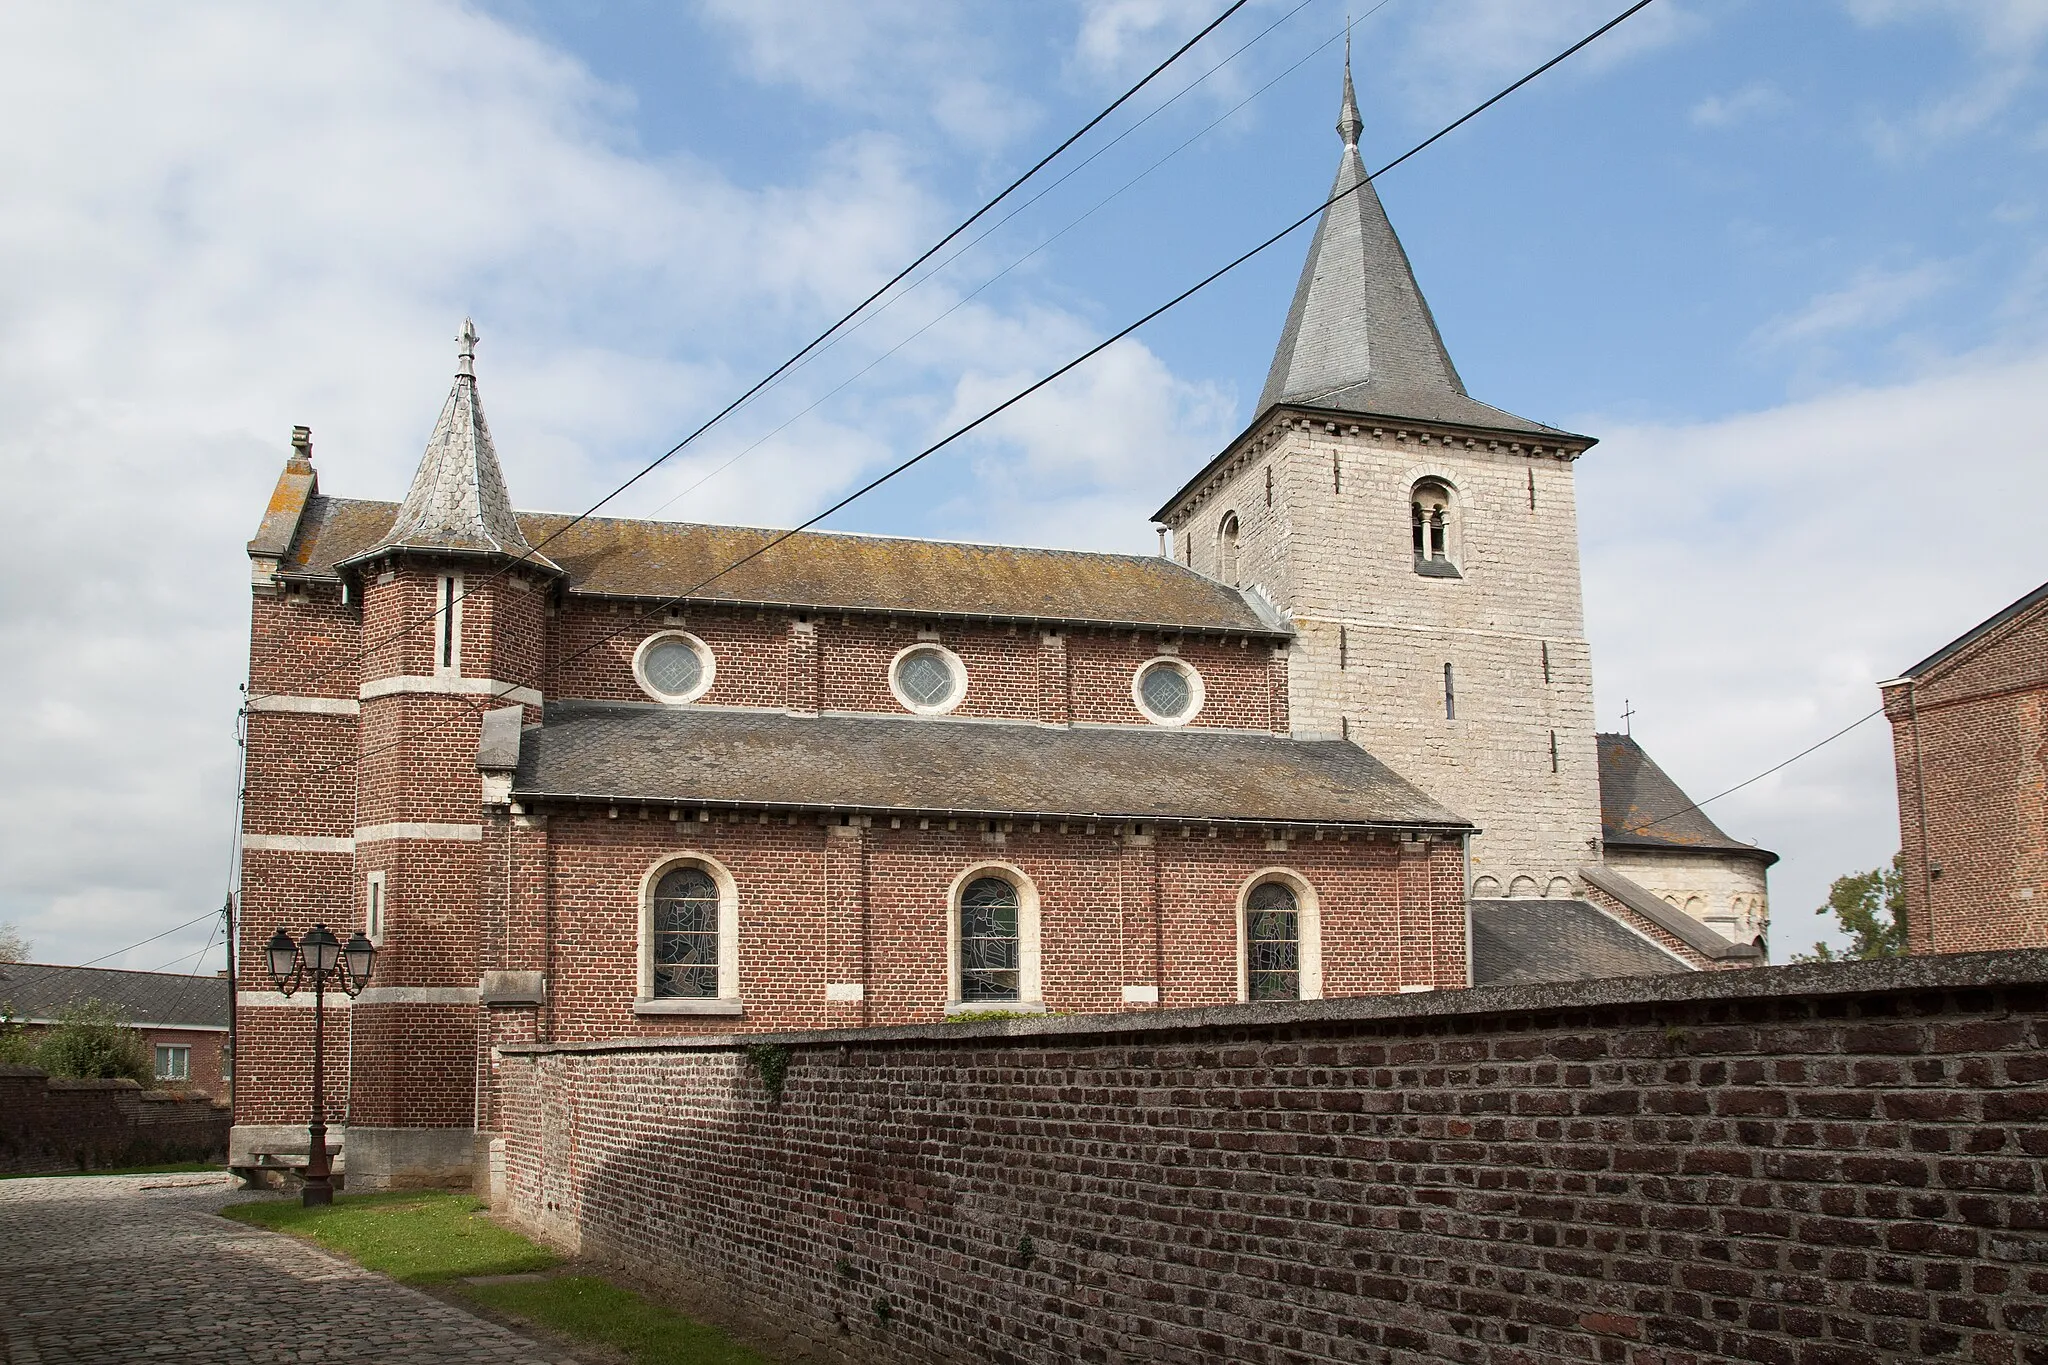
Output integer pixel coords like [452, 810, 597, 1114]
[948, 865, 1043, 1013]
[154, 1045, 190, 1082]
[633, 631, 717, 705]
[636, 854, 741, 1015]
[1132, 656, 1205, 727]
[365, 870, 386, 944]
[1238, 872, 1323, 1003]
[889, 643, 968, 717]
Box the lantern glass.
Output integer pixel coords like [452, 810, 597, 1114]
[343, 932, 376, 988]
[302, 924, 341, 975]
[265, 928, 298, 986]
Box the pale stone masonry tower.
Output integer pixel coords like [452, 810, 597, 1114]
[1154, 63, 1604, 899]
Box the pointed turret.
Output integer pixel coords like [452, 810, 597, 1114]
[1256, 58, 1567, 437]
[343, 320, 558, 572]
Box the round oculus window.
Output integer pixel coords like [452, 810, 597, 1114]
[633, 632, 714, 703]
[1133, 657, 1203, 725]
[891, 645, 963, 714]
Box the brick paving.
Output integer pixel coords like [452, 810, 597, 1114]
[0, 1174, 565, 1364]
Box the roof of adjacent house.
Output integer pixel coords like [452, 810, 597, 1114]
[0, 963, 229, 1030]
[1895, 578, 2048, 681]
[512, 700, 1472, 830]
[1597, 733, 1778, 866]
[280, 496, 1285, 637]
[1469, 899, 1688, 985]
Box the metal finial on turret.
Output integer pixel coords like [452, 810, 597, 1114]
[1338, 24, 1362, 150]
[457, 317, 478, 379]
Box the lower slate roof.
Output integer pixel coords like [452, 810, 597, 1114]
[514, 701, 1472, 830]
[1470, 900, 1688, 986]
[279, 496, 1283, 638]
[1597, 733, 1778, 866]
[0, 963, 229, 1030]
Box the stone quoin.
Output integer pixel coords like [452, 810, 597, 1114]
[232, 66, 1773, 1189]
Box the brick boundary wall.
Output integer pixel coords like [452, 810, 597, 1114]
[0, 1066, 231, 1174]
[496, 952, 2048, 1365]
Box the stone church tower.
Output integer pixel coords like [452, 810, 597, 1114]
[1154, 64, 1603, 900]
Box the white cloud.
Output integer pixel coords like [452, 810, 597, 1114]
[1749, 260, 1955, 350]
[1689, 82, 1789, 128]
[1847, 0, 2048, 153]
[1579, 346, 2048, 958]
[1386, 0, 1701, 119]
[0, 0, 1237, 972]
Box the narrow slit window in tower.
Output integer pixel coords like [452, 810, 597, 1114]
[1541, 640, 1551, 683]
[1444, 663, 1455, 720]
[440, 575, 459, 670]
[1550, 729, 1559, 773]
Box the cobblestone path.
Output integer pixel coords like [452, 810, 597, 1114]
[0, 1174, 565, 1364]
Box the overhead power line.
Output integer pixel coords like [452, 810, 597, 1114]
[1622, 708, 1884, 837]
[74, 907, 221, 968]
[244, 0, 1255, 710]
[249, 0, 1662, 798]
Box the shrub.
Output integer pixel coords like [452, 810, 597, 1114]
[34, 999, 154, 1085]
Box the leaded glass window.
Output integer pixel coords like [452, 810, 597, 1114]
[643, 638, 704, 699]
[1246, 882, 1300, 1001]
[1139, 662, 1192, 719]
[959, 876, 1020, 1002]
[894, 647, 959, 710]
[652, 866, 719, 998]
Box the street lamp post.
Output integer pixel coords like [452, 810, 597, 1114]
[266, 924, 376, 1207]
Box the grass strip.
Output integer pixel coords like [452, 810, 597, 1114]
[464, 1275, 771, 1365]
[1, 1161, 223, 1180]
[221, 1191, 558, 1283]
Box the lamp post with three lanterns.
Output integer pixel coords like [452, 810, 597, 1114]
[265, 924, 375, 1207]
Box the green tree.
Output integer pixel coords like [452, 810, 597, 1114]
[0, 1003, 33, 1066]
[33, 999, 154, 1085]
[1798, 854, 1908, 962]
[0, 921, 29, 962]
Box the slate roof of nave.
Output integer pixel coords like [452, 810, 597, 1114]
[1597, 733, 1778, 865]
[514, 700, 1471, 831]
[281, 495, 1285, 637]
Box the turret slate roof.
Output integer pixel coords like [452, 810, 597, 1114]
[1597, 733, 1778, 865]
[340, 320, 558, 573]
[1470, 900, 1688, 985]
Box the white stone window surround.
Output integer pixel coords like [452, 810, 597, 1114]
[634, 851, 742, 1015]
[632, 630, 718, 705]
[365, 869, 386, 945]
[1235, 868, 1323, 1003]
[1130, 655, 1206, 728]
[1217, 510, 1242, 587]
[945, 861, 1043, 1012]
[1405, 465, 1465, 577]
[888, 641, 969, 717]
[436, 572, 464, 676]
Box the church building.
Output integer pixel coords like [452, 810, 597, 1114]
[232, 71, 1773, 1189]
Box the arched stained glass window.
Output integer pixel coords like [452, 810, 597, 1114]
[959, 876, 1021, 1002]
[1246, 882, 1300, 1001]
[652, 866, 719, 999]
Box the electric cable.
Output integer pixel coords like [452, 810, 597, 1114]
[1621, 708, 1884, 837]
[249, 0, 1663, 795]
[243, 0, 1255, 710]
[75, 908, 221, 968]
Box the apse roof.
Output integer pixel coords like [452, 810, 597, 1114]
[1597, 733, 1778, 865]
[1469, 899, 1689, 985]
[512, 700, 1471, 830]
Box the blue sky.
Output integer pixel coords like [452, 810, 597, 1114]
[1, 0, 2045, 972]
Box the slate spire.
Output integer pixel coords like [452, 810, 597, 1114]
[1256, 57, 1566, 437]
[349, 320, 558, 570]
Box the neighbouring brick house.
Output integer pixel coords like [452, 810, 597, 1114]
[234, 70, 1771, 1189]
[1884, 579, 2048, 954]
[0, 962, 230, 1096]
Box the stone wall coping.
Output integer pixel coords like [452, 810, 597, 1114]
[44, 1077, 144, 1091]
[497, 948, 2048, 1058]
